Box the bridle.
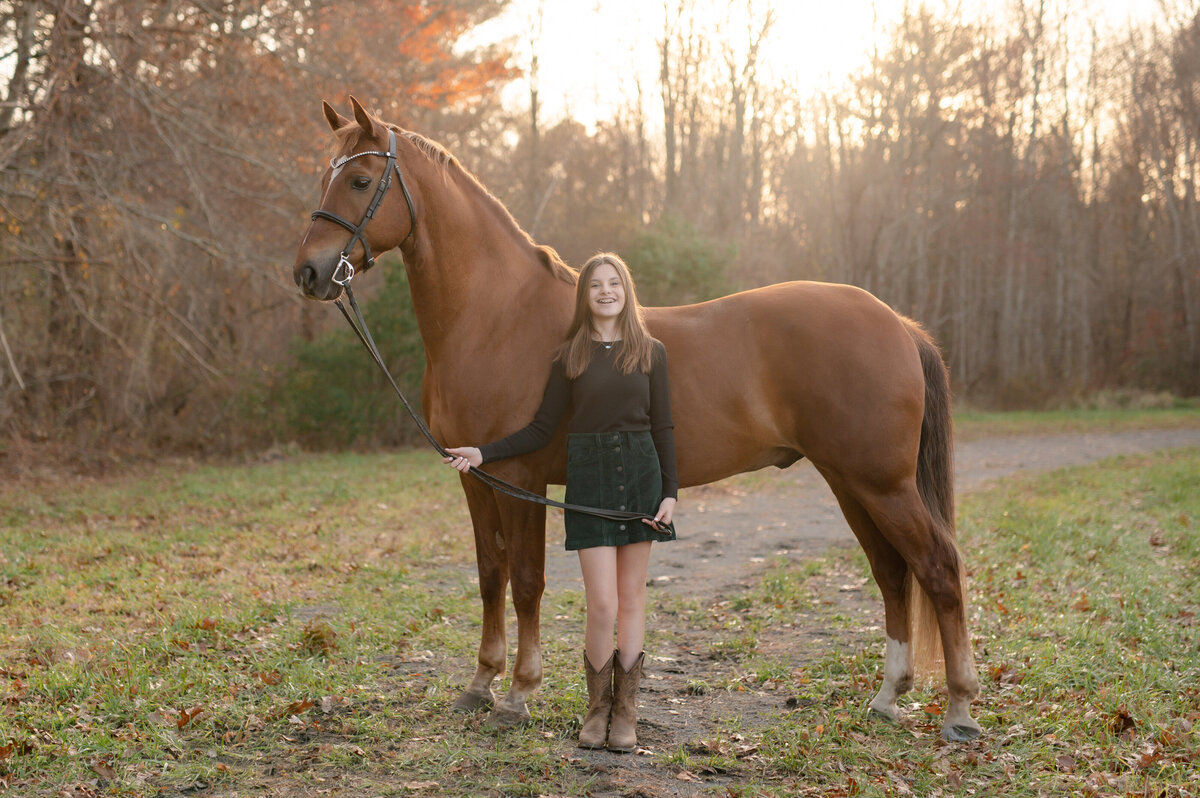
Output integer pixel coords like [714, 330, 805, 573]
[307, 128, 674, 536]
[310, 128, 417, 287]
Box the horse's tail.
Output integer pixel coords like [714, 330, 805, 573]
[902, 319, 968, 679]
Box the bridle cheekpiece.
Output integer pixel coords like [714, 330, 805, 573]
[310, 128, 417, 286]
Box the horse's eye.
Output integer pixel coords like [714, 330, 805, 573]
[351, 176, 372, 190]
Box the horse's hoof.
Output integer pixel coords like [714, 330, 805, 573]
[868, 705, 900, 724]
[943, 722, 983, 742]
[451, 688, 494, 714]
[485, 703, 531, 730]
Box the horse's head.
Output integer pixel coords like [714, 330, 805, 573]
[292, 97, 418, 300]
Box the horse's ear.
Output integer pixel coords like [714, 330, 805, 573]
[349, 95, 378, 138]
[323, 101, 350, 132]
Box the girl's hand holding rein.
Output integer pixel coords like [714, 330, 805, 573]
[444, 446, 482, 472]
[644, 497, 676, 530]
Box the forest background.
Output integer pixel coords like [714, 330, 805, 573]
[2, 0, 1198, 465]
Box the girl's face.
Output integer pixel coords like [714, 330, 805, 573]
[587, 262, 626, 324]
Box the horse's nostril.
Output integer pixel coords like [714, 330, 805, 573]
[299, 264, 317, 291]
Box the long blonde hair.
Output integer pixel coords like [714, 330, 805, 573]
[557, 253, 655, 378]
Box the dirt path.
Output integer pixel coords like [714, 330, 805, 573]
[535, 429, 1200, 796]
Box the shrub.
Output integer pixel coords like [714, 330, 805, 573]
[263, 258, 425, 449]
[624, 215, 736, 307]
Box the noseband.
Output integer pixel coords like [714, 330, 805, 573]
[310, 128, 418, 286]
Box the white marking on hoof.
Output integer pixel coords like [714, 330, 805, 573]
[868, 637, 911, 722]
[944, 691, 982, 741]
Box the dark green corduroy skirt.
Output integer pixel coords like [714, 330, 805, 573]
[563, 430, 676, 551]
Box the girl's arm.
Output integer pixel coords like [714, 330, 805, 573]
[444, 361, 570, 472]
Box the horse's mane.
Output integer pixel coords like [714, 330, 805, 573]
[332, 121, 577, 287]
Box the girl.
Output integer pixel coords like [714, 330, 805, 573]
[444, 252, 677, 752]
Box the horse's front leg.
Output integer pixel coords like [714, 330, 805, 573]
[452, 481, 508, 714]
[486, 495, 547, 728]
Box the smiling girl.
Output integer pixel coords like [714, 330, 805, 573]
[444, 252, 677, 752]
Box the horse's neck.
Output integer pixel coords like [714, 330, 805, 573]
[402, 175, 571, 365]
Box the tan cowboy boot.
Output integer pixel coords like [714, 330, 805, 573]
[607, 650, 644, 753]
[578, 650, 615, 749]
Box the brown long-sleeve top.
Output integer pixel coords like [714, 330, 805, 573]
[478, 339, 678, 499]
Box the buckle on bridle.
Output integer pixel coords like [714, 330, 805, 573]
[332, 253, 356, 286]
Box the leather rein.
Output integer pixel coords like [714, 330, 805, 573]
[310, 132, 673, 534]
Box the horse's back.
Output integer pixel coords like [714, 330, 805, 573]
[645, 281, 927, 487]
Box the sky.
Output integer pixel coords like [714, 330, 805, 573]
[469, 0, 1175, 129]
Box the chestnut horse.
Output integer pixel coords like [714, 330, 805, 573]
[292, 98, 982, 741]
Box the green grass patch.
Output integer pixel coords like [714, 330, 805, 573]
[955, 402, 1200, 441]
[0, 450, 491, 794]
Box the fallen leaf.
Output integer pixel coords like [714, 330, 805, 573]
[147, 709, 176, 728]
[1135, 745, 1163, 769]
[280, 699, 314, 718]
[888, 772, 913, 795]
[177, 705, 204, 730]
[695, 738, 729, 755]
[1055, 754, 1075, 773]
[0, 740, 33, 761]
[90, 759, 116, 780]
[923, 702, 943, 716]
[1073, 593, 1091, 612]
[1113, 706, 1136, 739]
[675, 770, 701, 782]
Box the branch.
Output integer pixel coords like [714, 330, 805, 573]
[0, 304, 25, 391]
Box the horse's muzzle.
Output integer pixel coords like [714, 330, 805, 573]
[294, 261, 342, 301]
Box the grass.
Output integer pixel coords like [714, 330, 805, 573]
[0, 451, 484, 795]
[954, 397, 1200, 441]
[1, 409, 1198, 796]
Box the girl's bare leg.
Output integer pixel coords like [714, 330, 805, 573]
[615, 541, 652, 669]
[577, 546, 618, 669]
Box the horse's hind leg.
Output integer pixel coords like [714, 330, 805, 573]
[828, 485, 914, 722]
[860, 485, 982, 741]
[452, 482, 508, 714]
